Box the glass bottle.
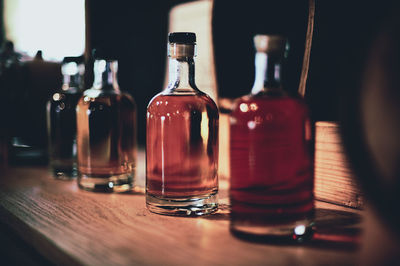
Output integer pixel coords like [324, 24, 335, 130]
[229, 35, 314, 240]
[76, 51, 136, 192]
[146, 32, 219, 216]
[47, 56, 84, 179]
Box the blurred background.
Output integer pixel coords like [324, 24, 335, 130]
[0, 0, 394, 154]
[0, 0, 397, 188]
[0, 0, 391, 155]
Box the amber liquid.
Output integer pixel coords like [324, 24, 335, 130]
[47, 89, 81, 178]
[146, 94, 219, 199]
[76, 90, 136, 186]
[229, 93, 314, 233]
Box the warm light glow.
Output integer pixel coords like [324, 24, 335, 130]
[53, 93, 61, 101]
[200, 111, 209, 146]
[4, 0, 85, 61]
[239, 103, 249, 113]
[250, 103, 258, 111]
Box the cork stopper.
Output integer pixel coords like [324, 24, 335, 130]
[168, 32, 197, 58]
[168, 43, 196, 58]
[254, 35, 286, 54]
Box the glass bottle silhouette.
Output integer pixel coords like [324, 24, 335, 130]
[229, 35, 314, 240]
[146, 32, 219, 216]
[47, 56, 84, 179]
[76, 50, 136, 192]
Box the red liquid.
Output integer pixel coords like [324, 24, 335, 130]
[230, 94, 314, 225]
[76, 91, 136, 177]
[146, 94, 219, 198]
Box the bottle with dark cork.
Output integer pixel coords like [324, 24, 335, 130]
[146, 32, 219, 216]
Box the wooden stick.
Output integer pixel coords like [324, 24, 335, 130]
[298, 0, 315, 97]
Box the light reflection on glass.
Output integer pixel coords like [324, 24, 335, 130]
[239, 103, 249, 113]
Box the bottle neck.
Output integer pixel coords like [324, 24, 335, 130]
[251, 52, 283, 95]
[166, 42, 197, 93]
[93, 59, 120, 91]
[167, 57, 196, 92]
[61, 62, 84, 91]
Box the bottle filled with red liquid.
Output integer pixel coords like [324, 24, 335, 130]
[146, 32, 219, 216]
[76, 50, 137, 192]
[229, 35, 314, 240]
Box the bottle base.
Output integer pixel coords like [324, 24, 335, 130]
[78, 172, 134, 193]
[230, 218, 315, 243]
[51, 168, 78, 180]
[50, 162, 78, 180]
[146, 193, 218, 216]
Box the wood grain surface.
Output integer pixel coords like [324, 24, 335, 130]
[0, 152, 362, 265]
[315, 122, 364, 209]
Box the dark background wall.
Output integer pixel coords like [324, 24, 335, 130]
[306, 1, 391, 122]
[212, 0, 308, 99]
[87, 0, 190, 145]
[213, 0, 393, 122]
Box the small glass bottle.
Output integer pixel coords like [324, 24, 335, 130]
[76, 50, 136, 192]
[229, 35, 314, 240]
[146, 32, 219, 216]
[47, 56, 84, 179]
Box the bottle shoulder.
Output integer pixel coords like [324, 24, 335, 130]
[83, 88, 116, 98]
[48, 90, 82, 105]
[234, 91, 306, 105]
[147, 91, 218, 116]
[50, 86, 81, 97]
[231, 92, 309, 118]
[51, 86, 81, 95]
[63, 87, 81, 94]
[120, 92, 136, 109]
[79, 89, 135, 107]
[149, 91, 216, 106]
[82, 88, 132, 98]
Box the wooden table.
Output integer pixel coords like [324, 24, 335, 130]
[0, 152, 362, 265]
